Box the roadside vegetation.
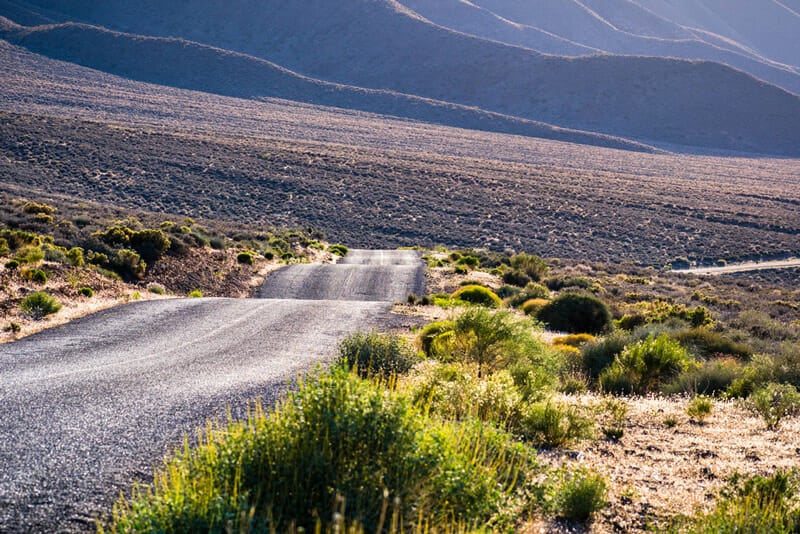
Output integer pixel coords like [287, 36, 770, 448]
[0, 194, 339, 342]
[106, 245, 800, 533]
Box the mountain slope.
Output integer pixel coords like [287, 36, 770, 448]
[2, 0, 800, 155]
[0, 22, 651, 152]
[399, 0, 800, 95]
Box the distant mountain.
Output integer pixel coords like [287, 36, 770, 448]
[400, 0, 800, 95]
[2, 0, 800, 155]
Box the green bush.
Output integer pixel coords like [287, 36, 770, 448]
[551, 467, 609, 523]
[451, 284, 502, 308]
[78, 287, 94, 298]
[456, 255, 480, 269]
[336, 331, 417, 379]
[502, 269, 531, 287]
[188, 289, 203, 298]
[329, 244, 349, 256]
[86, 250, 109, 266]
[66, 247, 85, 267]
[510, 253, 548, 281]
[417, 320, 456, 358]
[130, 229, 171, 263]
[21, 201, 56, 215]
[600, 334, 694, 395]
[521, 298, 549, 316]
[507, 282, 550, 307]
[746, 383, 800, 430]
[14, 245, 44, 264]
[42, 244, 68, 263]
[236, 251, 255, 265]
[0, 237, 9, 257]
[672, 328, 752, 359]
[519, 399, 593, 448]
[686, 395, 714, 423]
[4, 259, 20, 270]
[537, 293, 612, 334]
[543, 275, 593, 291]
[108, 370, 536, 532]
[147, 284, 165, 295]
[19, 291, 62, 319]
[684, 471, 799, 534]
[0, 228, 41, 249]
[581, 331, 629, 379]
[22, 268, 47, 284]
[450, 308, 532, 378]
[113, 249, 146, 280]
[664, 357, 742, 396]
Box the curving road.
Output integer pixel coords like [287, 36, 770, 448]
[0, 250, 423, 532]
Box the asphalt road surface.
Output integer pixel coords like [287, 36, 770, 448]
[0, 250, 423, 532]
[674, 258, 800, 275]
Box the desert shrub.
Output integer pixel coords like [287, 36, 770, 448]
[453, 264, 469, 275]
[329, 244, 349, 256]
[550, 467, 609, 523]
[4, 259, 20, 270]
[22, 268, 47, 284]
[519, 399, 593, 448]
[147, 284, 165, 295]
[510, 253, 548, 281]
[4, 322, 21, 334]
[502, 269, 531, 287]
[629, 300, 714, 329]
[21, 201, 56, 215]
[403, 362, 523, 427]
[596, 397, 628, 441]
[78, 287, 94, 298]
[553, 333, 596, 348]
[188, 290, 203, 298]
[208, 236, 226, 250]
[746, 383, 800, 430]
[336, 331, 417, 379]
[417, 320, 456, 358]
[456, 255, 480, 269]
[664, 357, 742, 396]
[86, 250, 109, 266]
[449, 308, 533, 377]
[66, 247, 84, 267]
[236, 251, 255, 265]
[130, 229, 171, 263]
[684, 471, 800, 534]
[42, 244, 68, 263]
[600, 334, 694, 395]
[507, 282, 550, 307]
[543, 275, 593, 291]
[732, 310, 798, 342]
[537, 293, 612, 334]
[495, 285, 521, 299]
[94, 225, 135, 246]
[108, 370, 536, 532]
[507, 344, 564, 401]
[581, 331, 629, 379]
[113, 249, 146, 280]
[0, 228, 41, 249]
[14, 245, 44, 264]
[451, 285, 502, 308]
[521, 298, 549, 316]
[686, 395, 714, 423]
[19, 291, 62, 319]
[0, 237, 9, 257]
[672, 328, 752, 359]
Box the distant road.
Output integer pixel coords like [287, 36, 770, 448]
[0, 250, 423, 532]
[675, 258, 800, 275]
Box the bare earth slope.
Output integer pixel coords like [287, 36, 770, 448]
[2, 1, 800, 155]
[0, 250, 424, 532]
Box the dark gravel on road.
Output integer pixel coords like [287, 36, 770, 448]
[0, 250, 423, 532]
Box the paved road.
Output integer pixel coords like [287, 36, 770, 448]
[674, 258, 800, 275]
[0, 250, 423, 532]
[259, 250, 425, 301]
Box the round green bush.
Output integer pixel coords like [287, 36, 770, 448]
[5, 259, 20, 270]
[236, 251, 255, 265]
[329, 244, 349, 256]
[23, 268, 48, 284]
[536, 293, 612, 334]
[451, 285, 502, 308]
[20, 291, 62, 319]
[502, 269, 531, 288]
[78, 287, 94, 298]
[600, 334, 694, 395]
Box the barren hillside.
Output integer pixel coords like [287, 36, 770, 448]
[2, 0, 800, 155]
